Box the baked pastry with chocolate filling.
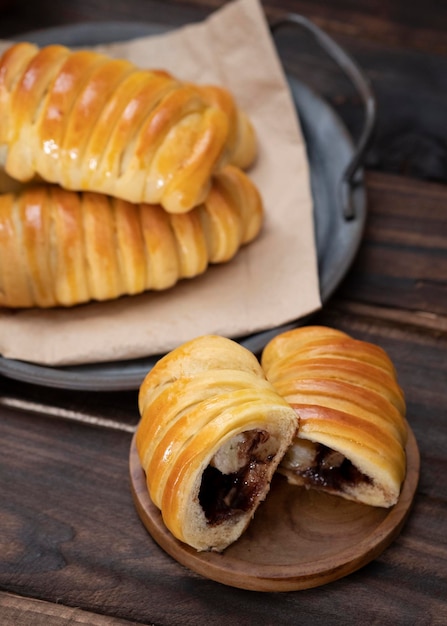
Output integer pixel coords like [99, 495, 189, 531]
[261, 326, 408, 508]
[0, 165, 263, 308]
[136, 335, 298, 552]
[0, 42, 256, 214]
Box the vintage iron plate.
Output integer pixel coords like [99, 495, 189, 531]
[0, 20, 369, 390]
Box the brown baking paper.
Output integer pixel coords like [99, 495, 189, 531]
[0, 0, 321, 366]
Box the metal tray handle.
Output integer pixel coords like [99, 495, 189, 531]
[270, 13, 377, 220]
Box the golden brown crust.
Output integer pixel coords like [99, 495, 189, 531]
[136, 335, 298, 552]
[261, 326, 408, 507]
[0, 42, 257, 213]
[0, 165, 263, 308]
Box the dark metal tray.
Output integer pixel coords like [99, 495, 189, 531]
[0, 16, 375, 391]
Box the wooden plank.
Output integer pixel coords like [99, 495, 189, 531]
[0, 592, 145, 626]
[338, 173, 447, 315]
[10, 0, 443, 58]
[266, 0, 447, 55]
[0, 0, 212, 38]
[0, 375, 139, 431]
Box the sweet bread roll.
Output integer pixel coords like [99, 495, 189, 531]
[0, 165, 263, 308]
[0, 42, 256, 214]
[136, 335, 298, 552]
[261, 326, 408, 508]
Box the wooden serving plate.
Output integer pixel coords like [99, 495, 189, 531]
[129, 428, 419, 592]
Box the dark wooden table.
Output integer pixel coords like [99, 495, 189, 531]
[1, 1, 446, 624]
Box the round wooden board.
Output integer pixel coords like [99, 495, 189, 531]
[129, 428, 419, 592]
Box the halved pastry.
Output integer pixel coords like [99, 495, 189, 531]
[261, 326, 408, 508]
[0, 164, 263, 308]
[136, 335, 298, 552]
[0, 42, 256, 213]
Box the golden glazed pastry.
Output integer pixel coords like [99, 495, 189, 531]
[136, 335, 298, 552]
[0, 165, 263, 308]
[0, 42, 256, 214]
[261, 326, 408, 508]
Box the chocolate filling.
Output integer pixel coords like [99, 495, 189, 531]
[299, 443, 372, 491]
[199, 430, 273, 525]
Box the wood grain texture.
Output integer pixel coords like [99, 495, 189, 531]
[0, 592, 144, 626]
[266, 0, 447, 55]
[338, 172, 447, 316]
[2, 0, 446, 57]
[0, 375, 139, 431]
